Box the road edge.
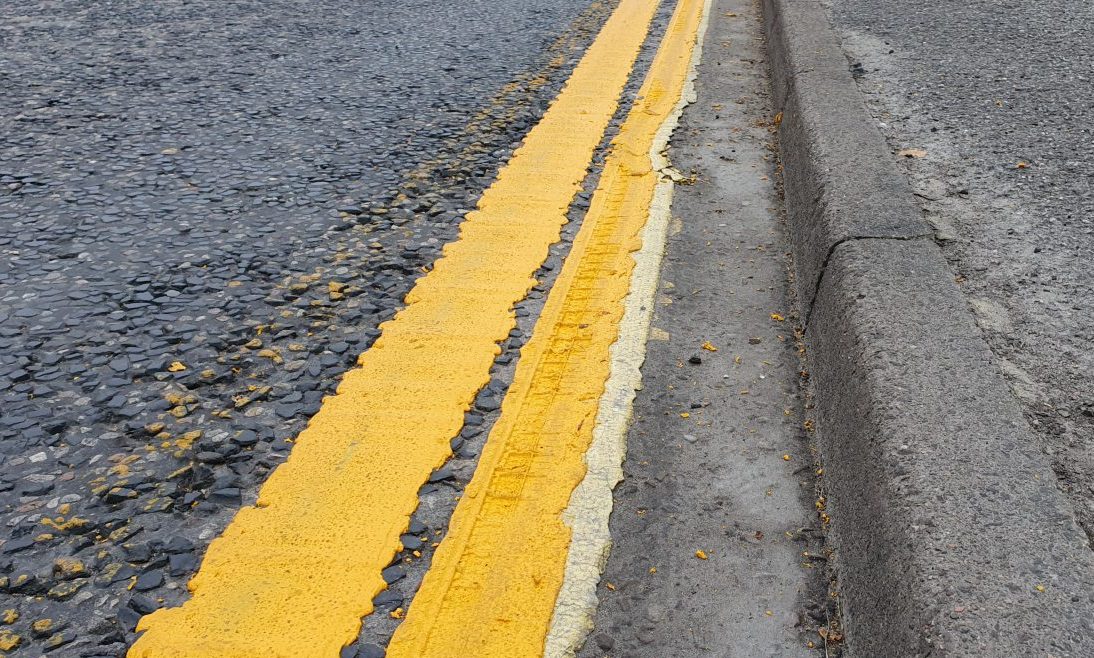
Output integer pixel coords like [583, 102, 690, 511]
[760, 0, 1094, 655]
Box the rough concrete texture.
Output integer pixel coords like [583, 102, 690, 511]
[578, 2, 831, 655]
[761, 0, 930, 317]
[826, 0, 1094, 557]
[812, 238, 1094, 656]
[762, 0, 1094, 654]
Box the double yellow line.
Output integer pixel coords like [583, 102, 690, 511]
[129, 0, 706, 654]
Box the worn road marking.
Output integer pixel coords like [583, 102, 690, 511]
[546, 0, 711, 654]
[385, 0, 709, 654]
[127, 0, 661, 655]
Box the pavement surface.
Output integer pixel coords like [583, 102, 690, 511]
[826, 0, 1094, 538]
[14, 0, 1089, 655]
[578, 0, 830, 655]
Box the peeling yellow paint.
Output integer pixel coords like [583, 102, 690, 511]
[126, 0, 661, 654]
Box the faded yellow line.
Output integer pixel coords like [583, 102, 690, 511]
[385, 0, 707, 654]
[126, 1, 661, 656]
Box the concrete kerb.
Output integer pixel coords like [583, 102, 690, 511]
[760, 0, 1094, 655]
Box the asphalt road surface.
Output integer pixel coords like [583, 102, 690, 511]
[0, 0, 616, 654]
[827, 0, 1094, 539]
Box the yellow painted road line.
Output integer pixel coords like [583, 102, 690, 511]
[385, 0, 708, 654]
[546, 0, 711, 653]
[127, 0, 661, 656]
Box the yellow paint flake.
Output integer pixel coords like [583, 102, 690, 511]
[52, 558, 86, 579]
[695, 550, 709, 560]
[701, 340, 718, 351]
[40, 516, 89, 534]
[31, 619, 53, 634]
[0, 629, 22, 651]
[256, 348, 282, 364]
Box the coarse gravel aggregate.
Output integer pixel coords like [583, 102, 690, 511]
[825, 0, 1094, 542]
[0, 0, 619, 654]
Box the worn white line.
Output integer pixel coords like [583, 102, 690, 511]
[543, 0, 714, 653]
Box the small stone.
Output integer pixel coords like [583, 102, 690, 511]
[116, 606, 142, 631]
[475, 396, 500, 412]
[372, 589, 402, 606]
[358, 644, 385, 658]
[164, 536, 195, 553]
[428, 467, 454, 483]
[43, 632, 76, 651]
[594, 633, 615, 650]
[232, 430, 259, 447]
[103, 487, 139, 504]
[20, 479, 54, 495]
[209, 488, 242, 504]
[1, 536, 34, 554]
[196, 451, 226, 464]
[128, 594, 158, 615]
[688, 354, 702, 365]
[168, 553, 199, 576]
[381, 566, 405, 584]
[46, 579, 85, 600]
[134, 571, 164, 591]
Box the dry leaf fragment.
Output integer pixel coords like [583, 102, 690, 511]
[1016, 161, 1030, 169]
[897, 148, 927, 158]
[701, 341, 718, 352]
[770, 312, 785, 322]
[167, 361, 186, 372]
[695, 550, 709, 560]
